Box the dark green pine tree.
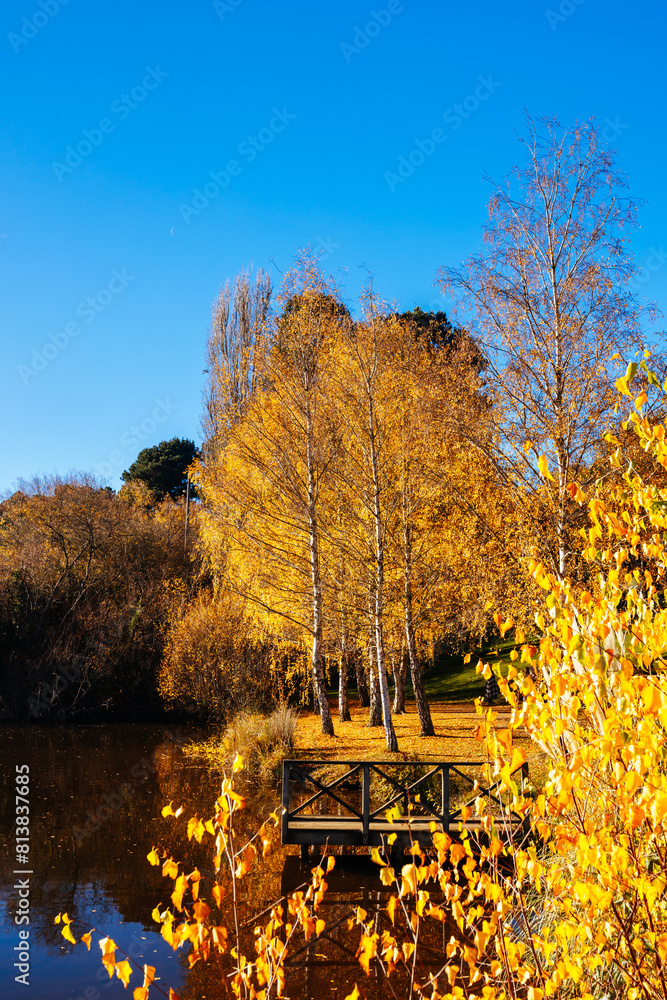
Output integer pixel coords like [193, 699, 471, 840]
[121, 438, 197, 500]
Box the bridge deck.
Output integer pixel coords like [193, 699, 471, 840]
[282, 759, 528, 849]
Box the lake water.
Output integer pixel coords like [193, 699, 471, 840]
[0, 723, 262, 1000]
[0, 724, 449, 1000]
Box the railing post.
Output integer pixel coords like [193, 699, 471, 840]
[362, 763, 370, 845]
[282, 760, 290, 844]
[441, 766, 450, 831]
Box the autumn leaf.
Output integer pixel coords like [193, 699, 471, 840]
[162, 858, 179, 879]
[61, 924, 76, 945]
[142, 965, 156, 987]
[232, 752, 244, 773]
[147, 848, 160, 866]
[171, 875, 188, 911]
[537, 454, 556, 482]
[116, 960, 132, 988]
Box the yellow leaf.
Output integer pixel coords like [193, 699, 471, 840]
[61, 924, 76, 945]
[161, 802, 174, 818]
[54, 913, 61, 924]
[538, 454, 556, 482]
[232, 752, 244, 773]
[147, 848, 160, 866]
[344, 987, 360, 1000]
[171, 875, 188, 911]
[116, 960, 132, 988]
[499, 617, 514, 637]
[212, 884, 225, 907]
[142, 965, 156, 987]
[162, 858, 179, 879]
[379, 866, 395, 886]
[81, 932, 93, 950]
[133, 990, 149, 1000]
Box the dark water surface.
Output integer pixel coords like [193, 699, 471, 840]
[0, 723, 242, 1000]
[0, 725, 449, 1000]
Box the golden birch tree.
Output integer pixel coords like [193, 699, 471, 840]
[196, 259, 346, 735]
[439, 114, 651, 579]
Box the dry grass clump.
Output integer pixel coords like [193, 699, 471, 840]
[186, 704, 298, 781]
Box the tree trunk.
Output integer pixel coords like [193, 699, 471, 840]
[338, 644, 351, 722]
[307, 411, 333, 737]
[355, 653, 370, 707]
[404, 516, 435, 736]
[367, 638, 383, 727]
[406, 612, 434, 736]
[393, 649, 407, 714]
[369, 395, 398, 753]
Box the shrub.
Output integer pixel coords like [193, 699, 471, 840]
[221, 704, 298, 780]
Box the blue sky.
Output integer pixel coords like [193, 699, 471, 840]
[1, 0, 666, 492]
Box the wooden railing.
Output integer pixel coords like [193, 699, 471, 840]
[282, 759, 529, 849]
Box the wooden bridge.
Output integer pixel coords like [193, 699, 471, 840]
[281, 758, 529, 856]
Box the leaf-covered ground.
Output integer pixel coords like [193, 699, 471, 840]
[294, 698, 545, 776]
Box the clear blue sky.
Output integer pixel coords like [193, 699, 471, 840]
[1, 0, 666, 493]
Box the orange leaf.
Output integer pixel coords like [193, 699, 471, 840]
[162, 859, 179, 879]
[171, 875, 188, 911]
[142, 965, 156, 987]
[116, 959, 132, 988]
